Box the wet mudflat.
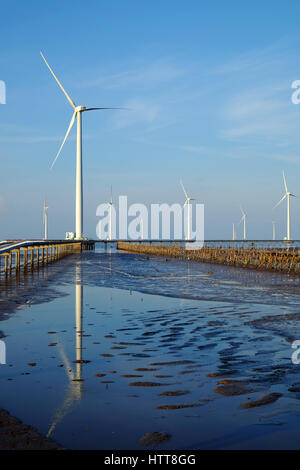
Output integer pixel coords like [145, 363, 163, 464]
[1, 247, 300, 449]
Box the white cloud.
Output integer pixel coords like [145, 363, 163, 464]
[81, 60, 184, 90]
[219, 82, 300, 142]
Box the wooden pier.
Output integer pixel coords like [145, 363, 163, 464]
[0, 240, 94, 278]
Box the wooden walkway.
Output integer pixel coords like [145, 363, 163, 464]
[0, 240, 94, 278]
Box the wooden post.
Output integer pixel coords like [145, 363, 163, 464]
[30, 249, 34, 268]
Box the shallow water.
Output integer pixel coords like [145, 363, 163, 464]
[1, 247, 300, 449]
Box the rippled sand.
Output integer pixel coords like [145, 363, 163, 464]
[1, 249, 300, 449]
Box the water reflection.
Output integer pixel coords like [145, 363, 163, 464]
[47, 262, 83, 437]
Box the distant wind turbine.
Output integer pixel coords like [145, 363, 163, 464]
[43, 199, 48, 240]
[108, 186, 114, 241]
[274, 171, 297, 241]
[180, 180, 194, 240]
[239, 207, 247, 241]
[40, 51, 124, 240]
[232, 223, 236, 241]
[272, 221, 276, 241]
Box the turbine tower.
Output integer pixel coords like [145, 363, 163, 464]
[272, 221, 276, 241]
[41, 52, 122, 240]
[232, 223, 236, 241]
[239, 207, 247, 241]
[180, 180, 194, 240]
[274, 171, 296, 241]
[43, 199, 48, 240]
[109, 186, 114, 241]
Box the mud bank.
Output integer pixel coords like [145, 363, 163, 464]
[0, 408, 60, 450]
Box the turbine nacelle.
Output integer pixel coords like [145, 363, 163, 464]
[75, 105, 87, 113]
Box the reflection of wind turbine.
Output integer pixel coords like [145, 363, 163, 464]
[47, 263, 83, 438]
[43, 199, 48, 240]
[180, 180, 194, 240]
[274, 171, 297, 241]
[239, 207, 247, 241]
[40, 51, 124, 240]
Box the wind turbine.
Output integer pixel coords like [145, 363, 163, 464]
[239, 207, 247, 241]
[232, 223, 236, 241]
[108, 186, 114, 241]
[43, 199, 48, 240]
[40, 51, 123, 240]
[180, 180, 194, 240]
[274, 171, 296, 241]
[272, 221, 276, 241]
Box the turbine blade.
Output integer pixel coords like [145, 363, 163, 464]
[283, 171, 288, 194]
[84, 107, 127, 111]
[180, 180, 188, 199]
[273, 193, 286, 209]
[240, 205, 245, 216]
[50, 111, 76, 169]
[40, 51, 76, 109]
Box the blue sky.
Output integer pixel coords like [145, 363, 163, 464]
[1, 1, 300, 239]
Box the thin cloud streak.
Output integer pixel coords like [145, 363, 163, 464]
[79, 60, 185, 90]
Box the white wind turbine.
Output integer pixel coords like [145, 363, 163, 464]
[43, 199, 48, 240]
[180, 180, 194, 240]
[41, 51, 123, 240]
[272, 221, 276, 241]
[239, 207, 247, 241]
[274, 171, 296, 241]
[108, 186, 114, 241]
[232, 223, 236, 241]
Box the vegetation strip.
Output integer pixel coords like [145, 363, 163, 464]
[117, 242, 300, 274]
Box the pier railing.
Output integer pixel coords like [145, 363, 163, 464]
[0, 240, 93, 279]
